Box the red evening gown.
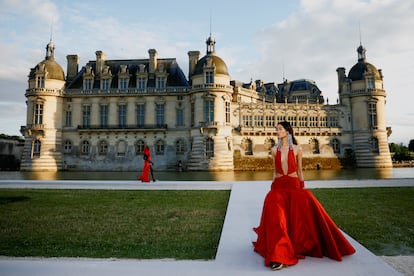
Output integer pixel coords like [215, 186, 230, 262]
[138, 147, 151, 182]
[253, 148, 355, 267]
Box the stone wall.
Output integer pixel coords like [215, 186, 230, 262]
[233, 151, 343, 171]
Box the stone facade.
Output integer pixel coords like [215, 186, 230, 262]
[20, 37, 392, 171]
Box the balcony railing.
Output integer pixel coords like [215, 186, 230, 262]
[27, 124, 45, 130]
[66, 87, 189, 96]
[77, 124, 168, 130]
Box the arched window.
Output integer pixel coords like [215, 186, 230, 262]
[243, 138, 253, 156]
[135, 140, 145, 155]
[155, 139, 165, 155]
[371, 137, 379, 153]
[81, 140, 90, 155]
[331, 138, 340, 154]
[63, 140, 72, 154]
[176, 139, 185, 155]
[205, 138, 214, 158]
[98, 140, 108, 155]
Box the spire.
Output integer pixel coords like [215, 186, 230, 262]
[46, 24, 55, 60]
[357, 22, 366, 62]
[206, 10, 215, 54]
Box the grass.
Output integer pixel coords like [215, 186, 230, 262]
[0, 189, 230, 259]
[0, 187, 413, 259]
[312, 187, 414, 256]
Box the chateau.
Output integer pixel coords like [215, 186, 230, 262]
[20, 35, 393, 171]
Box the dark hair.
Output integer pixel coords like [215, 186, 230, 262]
[278, 121, 297, 145]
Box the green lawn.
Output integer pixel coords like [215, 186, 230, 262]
[0, 189, 230, 259]
[312, 187, 414, 256]
[0, 187, 412, 259]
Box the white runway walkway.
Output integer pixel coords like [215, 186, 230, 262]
[0, 178, 413, 275]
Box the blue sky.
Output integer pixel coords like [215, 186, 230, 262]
[0, 0, 413, 144]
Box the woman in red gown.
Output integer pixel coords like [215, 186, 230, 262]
[253, 121, 355, 270]
[138, 146, 155, 182]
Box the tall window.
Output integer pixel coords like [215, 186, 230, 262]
[34, 103, 43, 124]
[371, 137, 379, 153]
[225, 102, 230, 124]
[332, 138, 340, 153]
[299, 116, 307, 127]
[205, 138, 214, 158]
[155, 139, 165, 155]
[65, 110, 72, 127]
[118, 105, 127, 127]
[367, 77, 375, 89]
[63, 140, 72, 154]
[156, 104, 165, 127]
[243, 139, 253, 155]
[156, 77, 166, 89]
[119, 78, 128, 89]
[176, 139, 185, 154]
[176, 108, 184, 126]
[368, 102, 378, 128]
[190, 102, 195, 127]
[101, 78, 110, 90]
[205, 71, 214, 84]
[98, 140, 108, 155]
[84, 79, 92, 90]
[135, 140, 145, 155]
[204, 99, 214, 124]
[136, 104, 145, 127]
[265, 115, 275, 127]
[100, 105, 108, 127]
[36, 76, 45, 88]
[81, 140, 90, 155]
[33, 140, 41, 157]
[242, 115, 252, 126]
[82, 105, 91, 127]
[137, 77, 146, 89]
[254, 115, 263, 127]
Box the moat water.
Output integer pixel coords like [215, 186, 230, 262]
[0, 168, 413, 181]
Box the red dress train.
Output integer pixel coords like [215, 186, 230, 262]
[253, 149, 355, 267]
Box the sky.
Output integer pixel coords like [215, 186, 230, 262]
[0, 0, 413, 144]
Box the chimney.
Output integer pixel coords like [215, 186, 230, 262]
[336, 67, 346, 94]
[148, 49, 158, 75]
[95, 50, 106, 77]
[188, 51, 200, 80]
[66, 55, 79, 81]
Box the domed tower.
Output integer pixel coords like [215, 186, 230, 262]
[344, 44, 392, 167]
[186, 35, 234, 170]
[20, 40, 65, 171]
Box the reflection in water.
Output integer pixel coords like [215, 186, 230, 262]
[0, 168, 412, 181]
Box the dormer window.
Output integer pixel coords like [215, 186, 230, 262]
[119, 77, 128, 90]
[36, 76, 45, 88]
[205, 71, 214, 84]
[156, 76, 166, 89]
[101, 78, 110, 90]
[137, 77, 147, 89]
[367, 77, 375, 89]
[84, 79, 93, 90]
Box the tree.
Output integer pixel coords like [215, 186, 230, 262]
[409, 139, 414, 152]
